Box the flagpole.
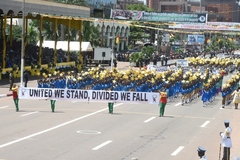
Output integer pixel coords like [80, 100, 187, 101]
[20, 0, 25, 87]
[110, 0, 116, 71]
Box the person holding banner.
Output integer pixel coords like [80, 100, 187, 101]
[159, 89, 168, 117]
[50, 84, 56, 112]
[12, 84, 19, 112]
[108, 101, 114, 114]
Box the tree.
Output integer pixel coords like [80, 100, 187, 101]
[27, 25, 38, 45]
[126, 4, 154, 45]
[82, 21, 101, 47]
[129, 23, 148, 45]
[129, 52, 144, 67]
[126, 4, 154, 12]
[11, 25, 22, 41]
[141, 46, 156, 60]
[205, 35, 238, 51]
[52, 0, 88, 6]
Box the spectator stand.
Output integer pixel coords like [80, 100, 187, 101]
[0, 13, 84, 80]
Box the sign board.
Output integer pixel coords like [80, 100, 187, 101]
[147, 65, 169, 72]
[187, 35, 205, 44]
[169, 22, 240, 31]
[18, 88, 160, 105]
[177, 59, 189, 67]
[111, 9, 207, 23]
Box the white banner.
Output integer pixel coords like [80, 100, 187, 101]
[18, 88, 160, 105]
[187, 34, 205, 44]
[169, 22, 240, 31]
[147, 65, 169, 72]
[177, 59, 189, 67]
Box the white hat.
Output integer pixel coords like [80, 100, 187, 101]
[224, 120, 230, 124]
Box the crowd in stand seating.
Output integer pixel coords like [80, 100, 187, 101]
[0, 40, 78, 68]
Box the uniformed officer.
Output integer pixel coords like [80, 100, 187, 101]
[197, 146, 208, 160]
[50, 84, 56, 112]
[108, 101, 114, 114]
[220, 120, 232, 160]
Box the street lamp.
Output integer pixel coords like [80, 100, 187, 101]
[20, 0, 25, 87]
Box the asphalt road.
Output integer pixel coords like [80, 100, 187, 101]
[0, 79, 240, 160]
[0, 61, 239, 160]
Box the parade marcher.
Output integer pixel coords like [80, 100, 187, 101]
[108, 101, 114, 114]
[231, 87, 240, 109]
[159, 89, 167, 117]
[50, 84, 56, 112]
[12, 84, 19, 112]
[197, 146, 208, 160]
[220, 120, 232, 160]
[9, 70, 14, 91]
[23, 70, 29, 87]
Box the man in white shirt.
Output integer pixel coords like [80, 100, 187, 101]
[220, 120, 232, 160]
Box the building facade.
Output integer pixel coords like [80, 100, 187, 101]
[147, 0, 240, 22]
[93, 20, 130, 52]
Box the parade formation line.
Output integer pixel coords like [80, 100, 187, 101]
[92, 140, 112, 150]
[0, 103, 123, 149]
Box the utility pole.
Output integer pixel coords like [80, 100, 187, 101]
[110, 1, 116, 71]
[20, 0, 25, 87]
[101, 4, 105, 47]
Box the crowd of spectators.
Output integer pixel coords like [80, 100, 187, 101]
[0, 40, 78, 68]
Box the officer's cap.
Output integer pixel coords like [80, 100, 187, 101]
[224, 120, 230, 124]
[197, 146, 206, 152]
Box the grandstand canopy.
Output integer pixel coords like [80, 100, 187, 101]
[37, 41, 93, 52]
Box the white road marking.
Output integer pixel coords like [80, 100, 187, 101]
[77, 130, 101, 135]
[0, 103, 123, 149]
[171, 146, 184, 156]
[72, 101, 77, 103]
[200, 121, 210, 128]
[20, 111, 39, 117]
[0, 106, 9, 109]
[174, 103, 181, 106]
[92, 140, 112, 150]
[144, 117, 156, 123]
[220, 107, 224, 110]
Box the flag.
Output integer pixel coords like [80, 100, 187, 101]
[116, 31, 120, 44]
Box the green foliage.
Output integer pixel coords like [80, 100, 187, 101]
[27, 25, 38, 45]
[206, 35, 238, 50]
[129, 24, 146, 45]
[11, 25, 22, 41]
[126, 4, 154, 12]
[82, 21, 101, 47]
[127, 4, 154, 45]
[51, 0, 88, 6]
[129, 52, 144, 63]
[141, 46, 156, 59]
